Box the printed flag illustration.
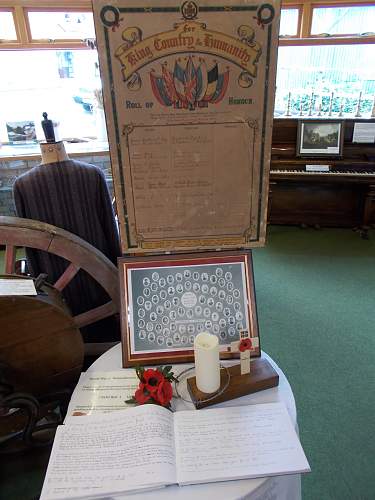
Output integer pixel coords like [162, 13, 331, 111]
[150, 56, 229, 109]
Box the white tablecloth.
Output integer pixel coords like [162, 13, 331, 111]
[87, 344, 301, 500]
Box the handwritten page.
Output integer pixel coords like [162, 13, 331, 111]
[65, 371, 139, 418]
[0, 278, 36, 296]
[40, 405, 176, 500]
[174, 402, 310, 485]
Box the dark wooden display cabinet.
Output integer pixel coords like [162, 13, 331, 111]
[268, 118, 375, 235]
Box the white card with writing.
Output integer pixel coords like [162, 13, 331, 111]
[306, 164, 330, 172]
[352, 122, 375, 143]
[65, 370, 139, 418]
[0, 278, 37, 296]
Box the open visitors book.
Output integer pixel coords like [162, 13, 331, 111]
[40, 402, 310, 499]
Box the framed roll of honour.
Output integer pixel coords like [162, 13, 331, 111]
[93, 0, 281, 254]
[119, 251, 260, 366]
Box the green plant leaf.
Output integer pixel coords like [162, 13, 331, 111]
[135, 365, 145, 381]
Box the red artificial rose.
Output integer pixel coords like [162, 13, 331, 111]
[154, 379, 173, 407]
[142, 369, 164, 393]
[134, 383, 151, 404]
[239, 338, 252, 352]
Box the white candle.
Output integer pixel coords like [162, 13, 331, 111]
[194, 332, 220, 394]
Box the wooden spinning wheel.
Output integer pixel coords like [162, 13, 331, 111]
[0, 216, 120, 450]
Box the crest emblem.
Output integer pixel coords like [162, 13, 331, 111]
[181, 1, 198, 20]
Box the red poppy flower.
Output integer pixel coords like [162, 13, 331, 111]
[142, 369, 164, 393]
[134, 383, 151, 404]
[155, 379, 173, 407]
[239, 338, 252, 352]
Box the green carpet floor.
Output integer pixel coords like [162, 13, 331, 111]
[1, 226, 374, 499]
[252, 226, 375, 500]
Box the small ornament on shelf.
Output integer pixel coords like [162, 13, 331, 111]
[125, 365, 178, 409]
[328, 91, 334, 116]
[308, 91, 314, 116]
[338, 98, 344, 117]
[285, 92, 292, 116]
[299, 102, 303, 116]
[355, 91, 363, 117]
[371, 95, 375, 118]
[317, 103, 322, 117]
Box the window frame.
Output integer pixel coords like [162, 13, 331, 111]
[1, 1, 374, 49]
[279, 4, 303, 38]
[0, 7, 18, 42]
[0, 0, 373, 149]
[280, 0, 375, 46]
[0, 1, 92, 49]
[25, 7, 95, 44]
[309, 3, 375, 38]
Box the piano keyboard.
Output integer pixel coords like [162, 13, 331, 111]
[271, 169, 375, 177]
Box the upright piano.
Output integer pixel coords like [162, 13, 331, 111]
[269, 118, 375, 234]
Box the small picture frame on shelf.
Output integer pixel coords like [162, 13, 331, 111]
[119, 251, 260, 367]
[6, 120, 37, 144]
[296, 119, 344, 157]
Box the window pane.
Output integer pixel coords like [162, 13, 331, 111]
[311, 6, 375, 35]
[0, 11, 17, 40]
[0, 50, 105, 143]
[280, 8, 299, 37]
[28, 11, 95, 40]
[275, 45, 375, 116]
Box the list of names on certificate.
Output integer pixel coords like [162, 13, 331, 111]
[128, 122, 255, 240]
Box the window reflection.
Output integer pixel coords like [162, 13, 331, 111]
[0, 11, 17, 40]
[275, 45, 375, 116]
[280, 9, 299, 37]
[311, 6, 375, 36]
[27, 11, 95, 40]
[0, 50, 103, 143]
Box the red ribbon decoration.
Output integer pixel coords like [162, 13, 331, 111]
[253, 15, 265, 30]
[111, 17, 123, 32]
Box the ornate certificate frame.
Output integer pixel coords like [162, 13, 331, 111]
[119, 251, 260, 367]
[93, 0, 280, 254]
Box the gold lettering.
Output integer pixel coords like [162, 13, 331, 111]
[115, 23, 260, 81]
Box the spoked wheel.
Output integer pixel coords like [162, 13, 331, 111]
[0, 216, 120, 327]
[0, 216, 121, 451]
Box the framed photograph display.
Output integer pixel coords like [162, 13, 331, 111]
[119, 251, 260, 367]
[6, 121, 37, 144]
[297, 119, 344, 157]
[93, 0, 280, 254]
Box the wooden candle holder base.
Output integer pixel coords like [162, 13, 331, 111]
[186, 357, 279, 409]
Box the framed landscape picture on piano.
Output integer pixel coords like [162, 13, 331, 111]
[297, 119, 344, 157]
[119, 251, 260, 367]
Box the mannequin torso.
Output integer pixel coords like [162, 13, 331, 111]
[40, 141, 69, 165]
[14, 113, 121, 341]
